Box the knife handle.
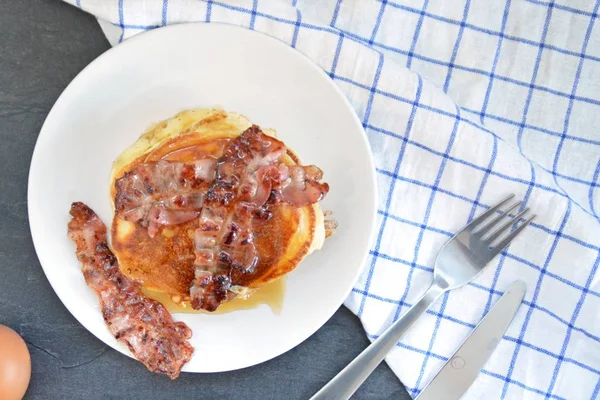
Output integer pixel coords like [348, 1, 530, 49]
[310, 282, 447, 400]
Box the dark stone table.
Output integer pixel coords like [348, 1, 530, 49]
[0, 1, 410, 399]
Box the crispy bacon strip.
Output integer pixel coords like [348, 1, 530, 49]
[276, 164, 329, 206]
[67, 202, 194, 379]
[114, 127, 328, 238]
[114, 159, 216, 237]
[190, 202, 258, 311]
[189, 126, 323, 311]
[210, 125, 329, 208]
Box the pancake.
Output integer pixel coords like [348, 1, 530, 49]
[109, 109, 326, 309]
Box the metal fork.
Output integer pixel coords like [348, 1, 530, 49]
[310, 194, 535, 400]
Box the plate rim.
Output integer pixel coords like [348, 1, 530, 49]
[27, 22, 378, 373]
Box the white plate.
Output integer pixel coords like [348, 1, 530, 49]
[28, 23, 376, 373]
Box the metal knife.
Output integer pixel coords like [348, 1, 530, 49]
[416, 280, 526, 400]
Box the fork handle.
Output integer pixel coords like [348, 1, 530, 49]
[310, 283, 447, 400]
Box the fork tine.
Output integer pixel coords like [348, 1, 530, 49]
[490, 214, 536, 257]
[475, 201, 522, 237]
[461, 194, 515, 232]
[485, 208, 529, 243]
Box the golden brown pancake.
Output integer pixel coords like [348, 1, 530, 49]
[109, 109, 325, 306]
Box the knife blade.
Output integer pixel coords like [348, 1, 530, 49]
[416, 280, 526, 400]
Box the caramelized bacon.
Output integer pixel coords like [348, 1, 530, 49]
[189, 127, 290, 310]
[190, 203, 258, 311]
[68, 202, 193, 379]
[276, 165, 329, 206]
[190, 206, 231, 311]
[114, 159, 216, 237]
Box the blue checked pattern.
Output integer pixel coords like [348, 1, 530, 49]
[66, 0, 600, 398]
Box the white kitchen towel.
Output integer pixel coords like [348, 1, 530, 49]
[62, 1, 600, 399]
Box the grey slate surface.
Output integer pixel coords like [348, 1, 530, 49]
[0, 1, 411, 399]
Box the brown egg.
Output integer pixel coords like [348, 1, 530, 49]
[0, 325, 31, 400]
